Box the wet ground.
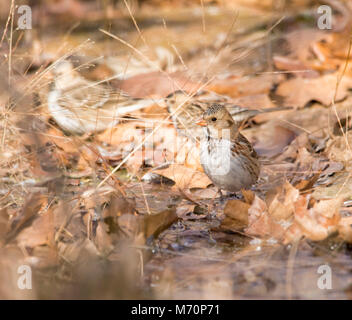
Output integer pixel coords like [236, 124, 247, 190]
[3, 3, 352, 299]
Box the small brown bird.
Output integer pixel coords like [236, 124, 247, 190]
[196, 104, 260, 193]
[48, 61, 162, 135]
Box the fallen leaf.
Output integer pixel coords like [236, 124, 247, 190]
[16, 209, 55, 248]
[245, 195, 285, 239]
[338, 216, 352, 243]
[224, 200, 250, 225]
[118, 209, 177, 242]
[207, 74, 283, 98]
[154, 164, 212, 190]
[284, 29, 326, 63]
[267, 181, 299, 220]
[95, 220, 114, 256]
[24, 246, 59, 269]
[242, 189, 255, 204]
[221, 199, 250, 230]
[289, 196, 342, 242]
[254, 125, 297, 157]
[113, 71, 201, 99]
[6, 193, 47, 243]
[190, 188, 218, 199]
[276, 73, 352, 107]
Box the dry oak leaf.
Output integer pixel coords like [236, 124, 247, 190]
[221, 199, 250, 232]
[223, 199, 250, 226]
[154, 164, 212, 190]
[16, 209, 55, 248]
[232, 94, 276, 111]
[96, 122, 141, 146]
[114, 71, 201, 99]
[16, 200, 78, 249]
[207, 74, 283, 98]
[285, 29, 326, 61]
[253, 125, 297, 158]
[276, 73, 352, 107]
[118, 209, 177, 243]
[245, 195, 286, 239]
[175, 139, 203, 171]
[288, 196, 342, 242]
[267, 180, 300, 221]
[221, 189, 254, 231]
[6, 193, 47, 243]
[337, 216, 352, 243]
[224, 182, 299, 240]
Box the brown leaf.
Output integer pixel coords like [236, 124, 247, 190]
[25, 246, 59, 269]
[242, 189, 255, 204]
[223, 199, 250, 227]
[283, 29, 327, 63]
[0, 208, 9, 243]
[16, 209, 55, 248]
[6, 193, 47, 243]
[190, 188, 218, 199]
[154, 164, 212, 190]
[338, 216, 352, 243]
[17, 200, 79, 249]
[267, 181, 299, 221]
[276, 73, 352, 107]
[254, 125, 297, 158]
[102, 193, 136, 219]
[113, 71, 201, 99]
[207, 74, 283, 98]
[118, 209, 177, 242]
[290, 196, 342, 241]
[142, 209, 177, 240]
[232, 94, 276, 113]
[245, 195, 285, 239]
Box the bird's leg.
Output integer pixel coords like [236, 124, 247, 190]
[218, 188, 229, 203]
[209, 188, 222, 212]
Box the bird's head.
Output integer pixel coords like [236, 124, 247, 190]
[196, 104, 236, 140]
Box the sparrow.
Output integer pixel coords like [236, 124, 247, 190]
[48, 60, 162, 135]
[196, 104, 260, 193]
[166, 90, 291, 141]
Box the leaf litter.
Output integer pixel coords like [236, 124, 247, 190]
[1, 0, 352, 299]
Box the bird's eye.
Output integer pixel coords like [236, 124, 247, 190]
[211, 117, 217, 122]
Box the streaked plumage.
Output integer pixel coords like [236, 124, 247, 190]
[48, 61, 161, 135]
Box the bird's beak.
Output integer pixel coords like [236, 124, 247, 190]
[195, 118, 207, 127]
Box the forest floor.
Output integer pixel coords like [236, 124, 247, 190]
[1, 0, 352, 299]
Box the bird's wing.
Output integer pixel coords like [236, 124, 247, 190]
[227, 104, 292, 123]
[232, 132, 259, 160]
